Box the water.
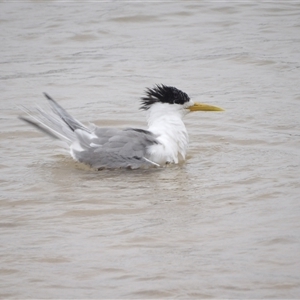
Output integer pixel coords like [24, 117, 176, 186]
[1, 1, 300, 298]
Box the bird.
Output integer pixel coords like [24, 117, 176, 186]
[19, 84, 223, 169]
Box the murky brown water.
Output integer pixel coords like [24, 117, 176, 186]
[1, 1, 300, 298]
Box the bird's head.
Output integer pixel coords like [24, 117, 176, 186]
[140, 84, 223, 113]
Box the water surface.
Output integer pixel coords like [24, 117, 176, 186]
[1, 2, 300, 298]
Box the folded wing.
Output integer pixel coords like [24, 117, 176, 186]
[20, 94, 160, 169]
[72, 127, 159, 169]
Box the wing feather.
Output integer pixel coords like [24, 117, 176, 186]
[71, 127, 159, 169]
[19, 93, 160, 169]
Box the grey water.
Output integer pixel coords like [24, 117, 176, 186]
[1, 1, 300, 298]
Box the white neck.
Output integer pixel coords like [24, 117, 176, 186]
[146, 103, 189, 165]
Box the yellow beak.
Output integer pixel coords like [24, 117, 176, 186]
[189, 102, 224, 112]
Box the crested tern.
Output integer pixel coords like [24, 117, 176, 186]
[19, 85, 223, 169]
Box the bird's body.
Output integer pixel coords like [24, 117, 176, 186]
[20, 85, 223, 169]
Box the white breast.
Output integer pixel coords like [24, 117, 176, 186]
[145, 103, 189, 165]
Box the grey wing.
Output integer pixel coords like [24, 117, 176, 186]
[71, 127, 160, 169]
[19, 93, 159, 169]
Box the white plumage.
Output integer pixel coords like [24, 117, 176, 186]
[146, 102, 190, 165]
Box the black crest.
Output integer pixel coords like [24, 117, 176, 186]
[140, 84, 190, 110]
